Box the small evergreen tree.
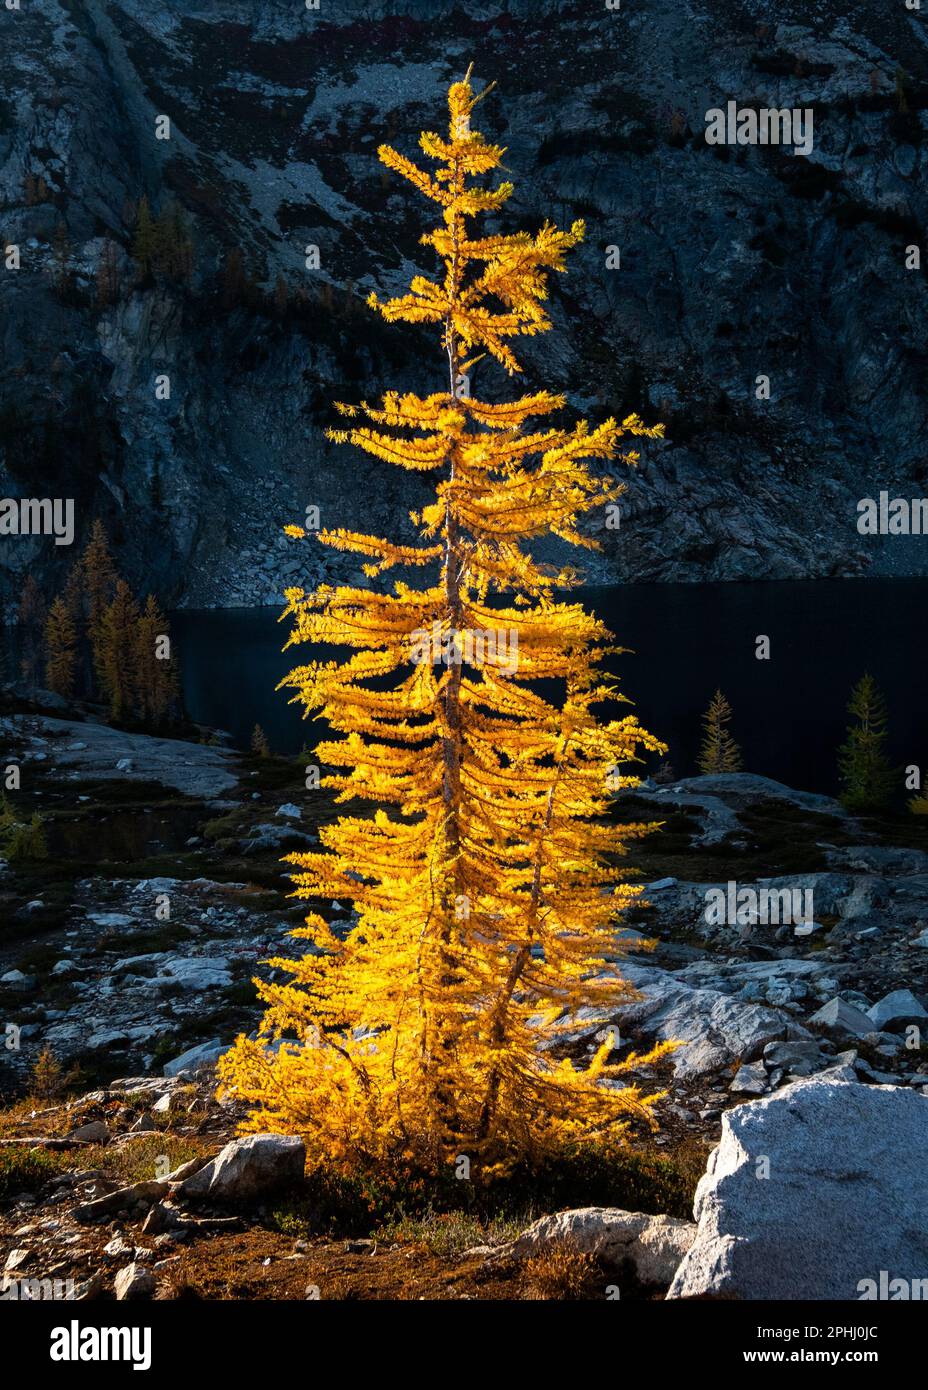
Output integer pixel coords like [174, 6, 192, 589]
[54, 562, 87, 697]
[5, 812, 48, 864]
[45, 595, 79, 697]
[31, 1046, 63, 1101]
[95, 580, 141, 721]
[251, 723, 270, 757]
[24, 172, 49, 206]
[151, 202, 172, 275]
[135, 594, 180, 728]
[838, 673, 895, 811]
[82, 518, 118, 644]
[174, 204, 194, 281]
[41, 521, 184, 726]
[132, 195, 156, 276]
[697, 689, 742, 774]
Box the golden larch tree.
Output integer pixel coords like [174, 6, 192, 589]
[82, 519, 118, 647]
[44, 595, 78, 698]
[95, 579, 140, 721]
[219, 72, 672, 1173]
[697, 689, 743, 774]
[134, 594, 180, 728]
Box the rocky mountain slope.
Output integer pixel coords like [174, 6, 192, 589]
[2, 0, 928, 610]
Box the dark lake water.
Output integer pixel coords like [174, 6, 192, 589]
[173, 579, 928, 798]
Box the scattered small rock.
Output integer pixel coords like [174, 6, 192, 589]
[114, 1262, 156, 1301]
[163, 1039, 225, 1077]
[66, 1120, 111, 1145]
[867, 990, 928, 1033]
[177, 1134, 305, 1203]
[807, 995, 874, 1043]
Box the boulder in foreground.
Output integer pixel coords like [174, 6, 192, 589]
[498, 1207, 696, 1288]
[668, 1076, 928, 1300]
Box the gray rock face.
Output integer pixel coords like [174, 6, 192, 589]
[762, 1040, 827, 1077]
[238, 823, 315, 854]
[66, 1120, 111, 1145]
[614, 962, 786, 1078]
[108, 1075, 186, 1098]
[814, 1061, 860, 1084]
[808, 995, 876, 1042]
[177, 1134, 305, 1202]
[1, 3, 927, 604]
[673, 957, 834, 1004]
[661, 775, 847, 819]
[163, 1039, 225, 1078]
[729, 1061, 769, 1095]
[31, 718, 237, 798]
[867, 990, 928, 1032]
[75, 1180, 170, 1223]
[154, 956, 233, 992]
[1, 971, 35, 990]
[502, 1208, 696, 1288]
[668, 1077, 928, 1300]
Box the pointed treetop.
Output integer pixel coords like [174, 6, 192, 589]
[371, 73, 590, 377]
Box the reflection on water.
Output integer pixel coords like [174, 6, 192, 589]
[50, 804, 204, 865]
[173, 578, 928, 796]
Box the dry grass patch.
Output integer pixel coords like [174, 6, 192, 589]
[522, 1246, 599, 1300]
